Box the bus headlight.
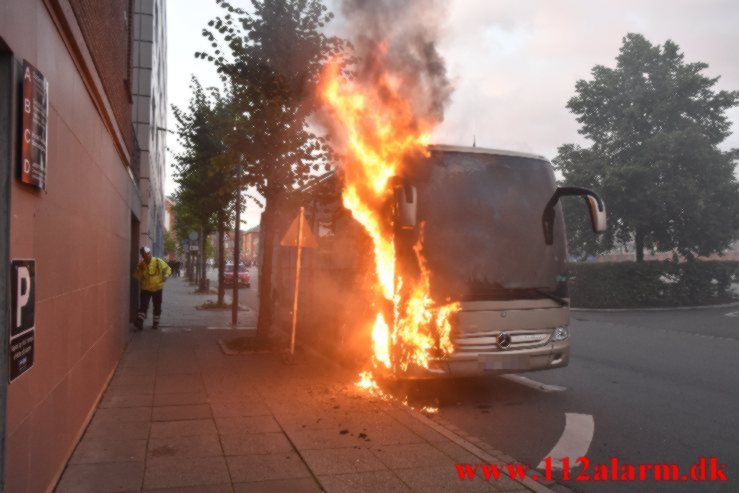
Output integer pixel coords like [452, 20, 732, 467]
[552, 326, 569, 341]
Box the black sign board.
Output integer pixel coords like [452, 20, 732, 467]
[10, 259, 35, 381]
[9, 331, 34, 382]
[19, 60, 48, 190]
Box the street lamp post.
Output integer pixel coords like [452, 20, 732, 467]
[232, 176, 241, 326]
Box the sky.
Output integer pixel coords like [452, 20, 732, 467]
[165, 0, 739, 229]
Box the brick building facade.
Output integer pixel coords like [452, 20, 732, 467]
[0, 1, 164, 490]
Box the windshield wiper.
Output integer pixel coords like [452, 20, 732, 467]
[532, 288, 569, 307]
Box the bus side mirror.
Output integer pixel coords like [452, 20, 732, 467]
[393, 178, 417, 230]
[586, 195, 607, 234]
[543, 187, 606, 245]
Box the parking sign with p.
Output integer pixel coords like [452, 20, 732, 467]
[10, 259, 35, 381]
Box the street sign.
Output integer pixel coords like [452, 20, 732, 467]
[188, 231, 199, 241]
[19, 61, 49, 190]
[10, 259, 36, 381]
[280, 212, 318, 248]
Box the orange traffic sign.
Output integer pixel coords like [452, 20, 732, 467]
[280, 211, 319, 248]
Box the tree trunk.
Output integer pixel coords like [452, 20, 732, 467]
[257, 202, 276, 341]
[217, 212, 225, 305]
[635, 227, 645, 262]
[199, 228, 208, 291]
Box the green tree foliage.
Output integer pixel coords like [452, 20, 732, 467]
[197, 0, 344, 339]
[555, 33, 739, 261]
[172, 78, 234, 289]
[163, 230, 178, 258]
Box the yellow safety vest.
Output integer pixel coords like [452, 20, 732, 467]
[133, 257, 172, 292]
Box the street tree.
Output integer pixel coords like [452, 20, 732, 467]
[555, 33, 739, 261]
[197, 0, 344, 340]
[172, 78, 234, 295]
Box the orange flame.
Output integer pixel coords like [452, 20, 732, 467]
[320, 56, 459, 386]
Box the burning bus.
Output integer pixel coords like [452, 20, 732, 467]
[272, 144, 605, 379]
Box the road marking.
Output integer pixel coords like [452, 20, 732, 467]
[537, 413, 594, 470]
[725, 311, 739, 318]
[502, 374, 567, 393]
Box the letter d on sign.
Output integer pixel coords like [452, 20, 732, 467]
[17, 267, 30, 328]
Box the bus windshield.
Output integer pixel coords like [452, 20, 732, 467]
[415, 150, 567, 302]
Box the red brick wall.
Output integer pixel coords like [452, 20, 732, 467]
[67, 0, 133, 154]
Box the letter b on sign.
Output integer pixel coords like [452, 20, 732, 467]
[11, 260, 35, 336]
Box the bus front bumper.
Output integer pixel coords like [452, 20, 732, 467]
[401, 341, 570, 379]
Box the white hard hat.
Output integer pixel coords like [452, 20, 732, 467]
[140, 246, 152, 255]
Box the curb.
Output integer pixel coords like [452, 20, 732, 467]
[571, 300, 739, 312]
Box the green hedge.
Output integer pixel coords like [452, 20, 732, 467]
[568, 261, 739, 308]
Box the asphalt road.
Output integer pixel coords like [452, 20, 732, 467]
[408, 305, 739, 493]
[205, 265, 260, 312]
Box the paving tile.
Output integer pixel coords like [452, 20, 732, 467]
[114, 366, 157, 379]
[301, 447, 387, 475]
[215, 415, 281, 435]
[84, 416, 151, 440]
[56, 461, 144, 492]
[70, 438, 147, 464]
[276, 413, 342, 432]
[107, 382, 156, 395]
[227, 451, 312, 483]
[143, 456, 230, 490]
[233, 477, 323, 493]
[93, 406, 153, 422]
[149, 419, 218, 438]
[152, 404, 212, 421]
[155, 376, 206, 394]
[220, 432, 293, 456]
[371, 442, 454, 470]
[386, 410, 451, 443]
[286, 428, 364, 450]
[432, 441, 485, 464]
[147, 434, 224, 459]
[394, 465, 495, 492]
[99, 392, 154, 408]
[207, 390, 264, 404]
[154, 392, 209, 406]
[317, 470, 411, 493]
[144, 485, 232, 493]
[110, 373, 156, 387]
[209, 400, 271, 418]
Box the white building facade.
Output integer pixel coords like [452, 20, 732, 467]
[132, 0, 167, 256]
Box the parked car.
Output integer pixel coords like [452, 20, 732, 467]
[224, 263, 250, 287]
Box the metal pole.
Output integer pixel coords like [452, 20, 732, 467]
[232, 182, 241, 326]
[290, 207, 305, 356]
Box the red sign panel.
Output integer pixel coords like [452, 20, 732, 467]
[20, 60, 48, 190]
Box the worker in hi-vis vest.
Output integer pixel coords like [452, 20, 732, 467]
[132, 246, 172, 330]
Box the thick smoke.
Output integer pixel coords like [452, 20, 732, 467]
[340, 0, 452, 124]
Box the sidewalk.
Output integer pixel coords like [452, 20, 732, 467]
[54, 278, 550, 493]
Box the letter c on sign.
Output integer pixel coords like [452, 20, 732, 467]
[24, 129, 31, 143]
[16, 267, 30, 328]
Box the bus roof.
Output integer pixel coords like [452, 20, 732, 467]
[297, 144, 549, 193]
[428, 144, 548, 162]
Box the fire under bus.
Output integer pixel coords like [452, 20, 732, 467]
[277, 144, 605, 379]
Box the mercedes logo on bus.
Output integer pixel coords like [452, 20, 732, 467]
[497, 332, 512, 349]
